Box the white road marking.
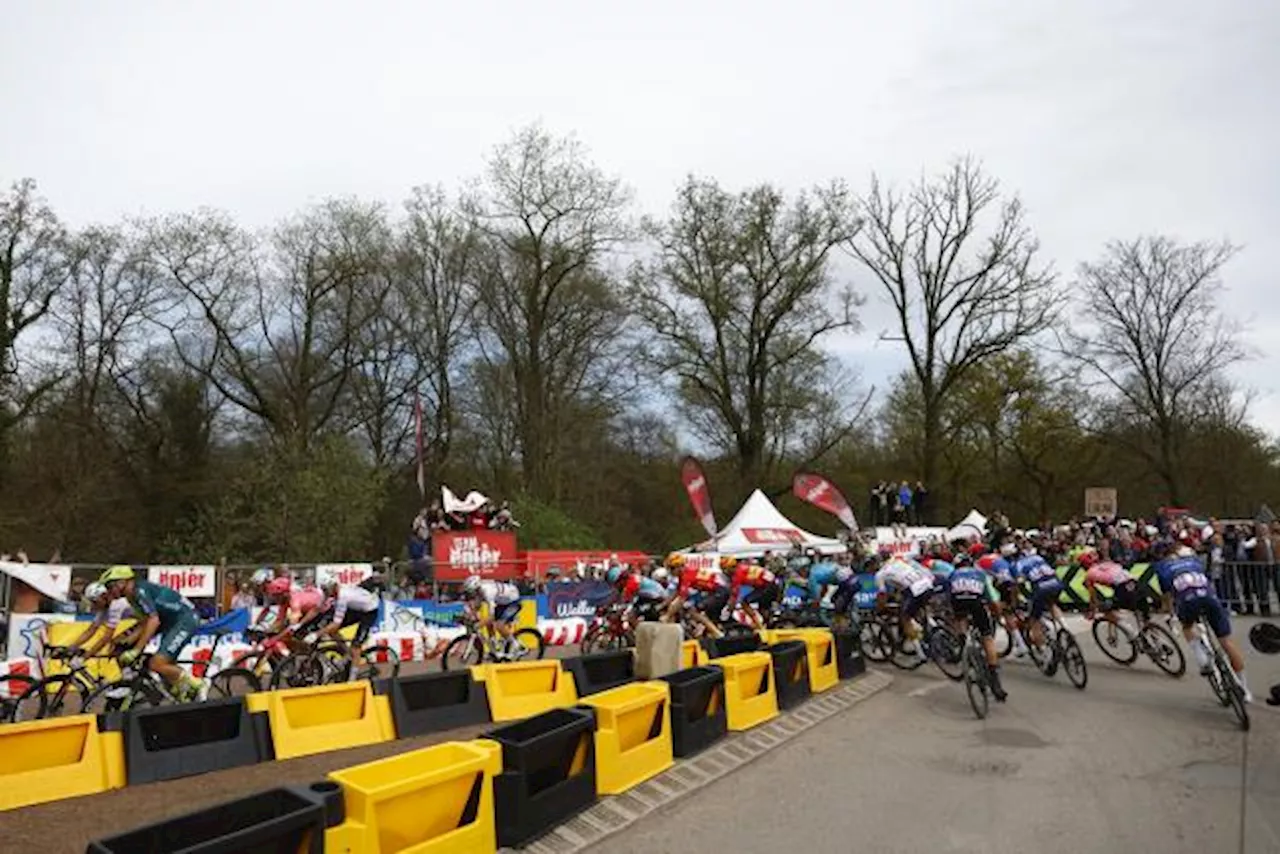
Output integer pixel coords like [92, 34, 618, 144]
[907, 680, 951, 698]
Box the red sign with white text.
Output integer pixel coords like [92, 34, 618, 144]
[433, 530, 519, 580]
[741, 528, 804, 545]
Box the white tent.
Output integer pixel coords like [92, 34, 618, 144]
[686, 489, 847, 557]
[946, 509, 988, 542]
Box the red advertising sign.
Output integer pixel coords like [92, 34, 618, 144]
[680, 456, 718, 538]
[741, 528, 804, 545]
[433, 530, 519, 580]
[792, 471, 859, 531]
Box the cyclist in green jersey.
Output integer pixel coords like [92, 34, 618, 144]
[98, 565, 205, 702]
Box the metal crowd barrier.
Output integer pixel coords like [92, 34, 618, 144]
[1215, 561, 1279, 615]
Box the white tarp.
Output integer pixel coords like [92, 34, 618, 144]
[946, 509, 988, 542]
[442, 485, 489, 514]
[0, 561, 70, 602]
[684, 489, 847, 558]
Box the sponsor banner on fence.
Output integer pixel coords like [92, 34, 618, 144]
[147, 565, 217, 597]
[314, 562, 374, 587]
[433, 530, 518, 580]
[872, 526, 950, 557]
[544, 580, 615, 619]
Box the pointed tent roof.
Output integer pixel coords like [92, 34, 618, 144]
[693, 489, 847, 556]
[946, 509, 988, 542]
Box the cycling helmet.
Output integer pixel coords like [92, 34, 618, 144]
[99, 565, 135, 584]
[652, 567, 669, 583]
[967, 542, 987, 558]
[606, 566, 624, 584]
[999, 543, 1016, 557]
[1249, 622, 1280, 655]
[265, 577, 293, 596]
[667, 553, 686, 569]
[919, 557, 935, 570]
[84, 581, 107, 602]
[462, 575, 483, 594]
[1077, 550, 1099, 569]
[250, 568, 273, 586]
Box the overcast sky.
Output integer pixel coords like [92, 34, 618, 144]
[3, 1, 1278, 429]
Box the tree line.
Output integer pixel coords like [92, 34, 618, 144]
[1, 125, 1272, 563]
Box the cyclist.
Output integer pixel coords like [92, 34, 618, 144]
[977, 547, 1025, 656]
[804, 556, 842, 611]
[61, 581, 138, 662]
[460, 575, 523, 659]
[609, 564, 667, 623]
[1082, 550, 1150, 624]
[652, 566, 677, 597]
[828, 563, 862, 628]
[1153, 543, 1251, 701]
[316, 579, 382, 677]
[664, 558, 730, 639]
[98, 565, 205, 702]
[874, 556, 937, 662]
[945, 564, 1008, 702]
[1011, 546, 1064, 655]
[727, 559, 781, 630]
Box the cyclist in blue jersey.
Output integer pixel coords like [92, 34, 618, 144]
[1012, 548, 1063, 652]
[806, 558, 841, 606]
[946, 566, 1008, 701]
[99, 565, 205, 702]
[828, 564, 862, 626]
[1154, 543, 1251, 702]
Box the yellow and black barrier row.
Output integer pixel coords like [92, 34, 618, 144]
[12, 627, 868, 852]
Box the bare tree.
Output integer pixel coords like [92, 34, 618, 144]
[632, 177, 866, 486]
[0, 179, 71, 459]
[146, 199, 390, 452]
[1069, 236, 1244, 504]
[463, 124, 634, 498]
[846, 157, 1060, 491]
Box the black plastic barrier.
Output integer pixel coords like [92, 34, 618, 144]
[658, 666, 727, 758]
[769, 640, 812, 710]
[563, 649, 636, 697]
[106, 698, 271, 785]
[833, 626, 866, 679]
[483, 707, 598, 848]
[375, 670, 491, 738]
[85, 781, 343, 854]
[700, 632, 762, 660]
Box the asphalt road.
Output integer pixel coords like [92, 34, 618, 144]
[591, 618, 1280, 854]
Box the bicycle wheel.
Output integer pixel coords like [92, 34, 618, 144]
[82, 679, 165, 714]
[888, 630, 927, 671]
[511, 628, 546, 661]
[359, 645, 400, 682]
[1, 673, 38, 723]
[1057, 631, 1088, 690]
[1139, 624, 1185, 677]
[270, 654, 324, 689]
[1215, 653, 1249, 730]
[930, 626, 966, 682]
[579, 623, 604, 656]
[963, 645, 988, 720]
[25, 674, 90, 720]
[994, 622, 1013, 659]
[209, 667, 262, 698]
[860, 621, 889, 662]
[1091, 619, 1137, 665]
[442, 634, 484, 670]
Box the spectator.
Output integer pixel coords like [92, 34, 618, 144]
[914, 481, 929, 525]
[876, 482, 889, 527]
[230, 583, 256, 611]
[412, 507, 431, 541]
[468, 502, 489, 530]
[898, 481, 914, 526]
[489, 500, 520, 531]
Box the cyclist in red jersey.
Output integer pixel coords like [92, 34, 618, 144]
[664, 559, 731, 638]
[727, 560, 779, 630]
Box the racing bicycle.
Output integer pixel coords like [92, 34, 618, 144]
[1192, 615, 1249, 731]
[268, 636, 400, 689]
[579, 603, 637, 654]
[441, 605, 545, 670]
[960, 623, 993, 719]
[1089, 610, 1186, 677]
[1011, 605, 1088, 690]
[0, 671, 37, 723]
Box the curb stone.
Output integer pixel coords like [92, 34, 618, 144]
[504, 670, 893, 853]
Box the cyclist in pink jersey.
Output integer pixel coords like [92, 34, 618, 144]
[289, 583, 326, 617]
[1082, 551, 1150, 622]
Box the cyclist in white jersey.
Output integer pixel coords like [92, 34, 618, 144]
[462, 575, 523, 656]
[875, 557, 938, 661]
[317, 581, 381, 678]
[63, 582, 139, 661]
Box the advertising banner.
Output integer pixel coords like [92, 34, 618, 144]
[314, 563, 374, 587]
[680, 456, 719, 538]
[433, 530, 518, 580]
[543, 580, 615, 620]
[147, 565, 217, 597]
[792, 471, 859, 531]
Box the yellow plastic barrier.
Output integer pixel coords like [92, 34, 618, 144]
[0, 713, 125, 811]
[769, 629, 840, 694]
[710, 652, 778, 731]
[580, 681, 674, 795]
[681, 640, 705, 669]
[246, 681, 395, 760]
[470, 660, 578, 723]
[326, 740, 502, 854]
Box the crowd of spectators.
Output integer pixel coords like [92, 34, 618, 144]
[867, 481, 930, 528]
